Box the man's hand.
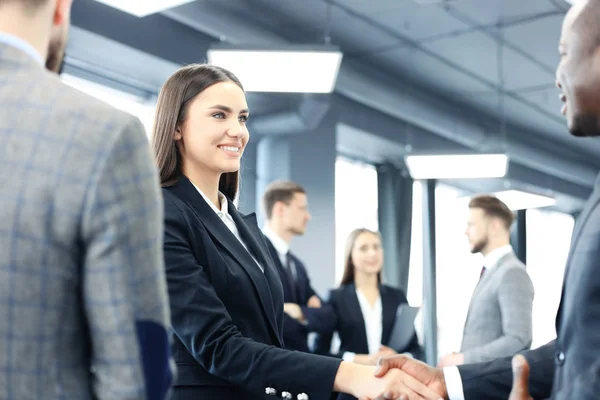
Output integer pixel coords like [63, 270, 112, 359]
[372, 355, 448, 400]
[370, 345, 398, 363]
[351, 366, 443, 400]
[437, 353, 464, 367]
[307, 295, 322, 308]
[283, 303, 305, 322]
[509, 355, 533, 400]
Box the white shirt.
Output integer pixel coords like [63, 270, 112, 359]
[261, 225, 297, 280]
[483, 244, 513, 271]
[342, 290, 382, 362]
[191, 183, 263, 272]
[0, 32, 43, 66]
[444, 244, 515, 400]
[443, 367, 466, 400]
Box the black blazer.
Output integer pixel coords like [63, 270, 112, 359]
[315, 283, 422, 359]
[458, 174, 600, 400]
[264, 237, 336, 352]
[459, 340, 555, 400]
[315, 284, 422, 400]
[162, 177, 341, 400]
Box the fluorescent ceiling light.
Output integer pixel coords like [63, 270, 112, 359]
[405, 154, 508, 180]
[93, 0, 195, 17]
[207, 45, 343, 93]
[493, 190, 556, 210]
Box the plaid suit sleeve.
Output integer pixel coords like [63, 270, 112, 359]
[80, 116, 173, 399]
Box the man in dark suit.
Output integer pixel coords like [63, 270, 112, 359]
[261, 180, 334, 352]
[371, 1, 600, 399]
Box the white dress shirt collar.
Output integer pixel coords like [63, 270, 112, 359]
[190, 182, 264, 273]
[262, 225, 290, 257]
[0, 32, 44, 66]
[190, 182, 228, 216]
[483, 244, 513, 271]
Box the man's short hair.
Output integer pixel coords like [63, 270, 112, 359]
[262, 180, 306, 220]
[468, 194, 514, 230]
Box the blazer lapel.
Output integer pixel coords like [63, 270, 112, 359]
[556, 175, 600, 327]
[231, 209, 285, 306]
[171, 178, 282, 346]
[345, 284, 370, 353]
[562, 180, 600, 275]
[380, 286, 396, 346]
[463, 253, 512, 329]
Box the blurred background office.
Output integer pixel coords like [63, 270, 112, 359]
[63, 0, 582, 366]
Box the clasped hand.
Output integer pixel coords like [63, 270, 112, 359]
[359, 352, 533, 400]
[351, 364, 443, 400]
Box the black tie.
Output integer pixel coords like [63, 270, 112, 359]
[284, 252, 298, 302]
[285, 252, 296, 281]
[480, 266, 487, 279]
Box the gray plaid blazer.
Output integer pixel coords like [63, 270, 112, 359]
[460, 251, 534, 364]
[0, 42, 173, 399]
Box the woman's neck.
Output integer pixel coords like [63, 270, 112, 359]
[184, 165, 221, 209]
[354, 272, 379, 291]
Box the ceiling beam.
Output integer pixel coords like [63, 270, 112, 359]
[161, 2, 597, 189]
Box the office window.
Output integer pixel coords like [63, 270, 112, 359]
[407, 183, 481, 357]
[334, 157, 378, 285]
[61, 74, 156, 137]
[408, 183, 576, 358]
[526, 209, 573, 348]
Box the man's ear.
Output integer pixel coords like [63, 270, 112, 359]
[272, 201, 285, 217]
[53, 0, 72, 26]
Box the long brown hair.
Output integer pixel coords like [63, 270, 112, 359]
[340, 228, 383, 286]
[152, 64, 244, 201]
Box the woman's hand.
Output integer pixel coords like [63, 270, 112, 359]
[335, 362, 443, 400]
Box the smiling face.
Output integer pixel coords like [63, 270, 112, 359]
[175, 81, 250, 177]
[556, 0, 600, 137]
[350, 231, 384, 277]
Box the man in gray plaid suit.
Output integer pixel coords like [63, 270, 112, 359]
[0, 0, 173, 399]
[438, 195, 534, 368]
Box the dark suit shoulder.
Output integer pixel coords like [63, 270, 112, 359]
[380, 284, 407, 301]
[162, 187, 190, 217]
[290, 253, 307, 269]
[325, 286, 347, 302]
[161, 185, 210, 240]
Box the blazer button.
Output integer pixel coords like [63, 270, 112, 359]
[555, 351, 565, 365]
[265, 387, 277, 395]
[281, 392, 292, 399]
[297, 394, 309, 400]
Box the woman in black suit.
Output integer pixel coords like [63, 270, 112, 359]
[151, 65, 438, 400]
[315, 229, 423, 400]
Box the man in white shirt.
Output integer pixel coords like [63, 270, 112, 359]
[438, 195, 534, 368]
[261, 180, 334, 352]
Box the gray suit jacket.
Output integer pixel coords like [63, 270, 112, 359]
[460, 251, 534, 363]
[0, 42, 173, 399]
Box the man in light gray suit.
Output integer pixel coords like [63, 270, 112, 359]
[438, 195, 534, 367]
[0, 0, 173, 399]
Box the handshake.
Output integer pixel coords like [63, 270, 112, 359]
[348, 353, 532, 400]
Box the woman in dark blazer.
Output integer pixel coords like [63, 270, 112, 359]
[151, 65, 438, 400]
[315, 229, 423, 400]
